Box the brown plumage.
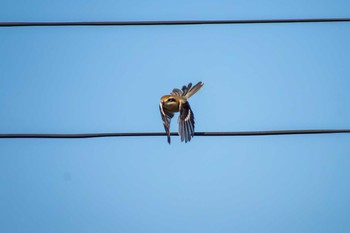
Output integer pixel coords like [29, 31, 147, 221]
[159, 81, 204, 144]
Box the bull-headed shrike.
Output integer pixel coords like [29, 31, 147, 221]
[159, 81, 204, 144]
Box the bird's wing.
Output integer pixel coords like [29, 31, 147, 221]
[159, 103, 174, 144]
[178, 101, 195, 143]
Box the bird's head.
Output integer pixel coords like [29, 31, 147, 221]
[160, 95, 180, 112]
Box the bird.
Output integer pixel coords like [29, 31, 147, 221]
[159, 81, 204, 144]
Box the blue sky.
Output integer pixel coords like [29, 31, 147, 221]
[1, 1, 350, 233]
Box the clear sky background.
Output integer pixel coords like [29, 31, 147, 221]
[1, 1, 350, 233]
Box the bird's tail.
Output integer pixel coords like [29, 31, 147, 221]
[184, 81, 204, 99]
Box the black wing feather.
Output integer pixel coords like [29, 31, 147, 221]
[159, 103, 174, 144]
[178, 101, 195, 143]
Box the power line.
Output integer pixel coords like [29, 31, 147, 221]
[1, 18, 350, 27]
[0, 129, 350, 139]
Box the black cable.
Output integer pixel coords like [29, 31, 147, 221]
[1, 18, 350, 27]
[0, 129, 350, 139]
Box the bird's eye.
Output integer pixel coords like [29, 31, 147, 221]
[167, 98, 175, 102]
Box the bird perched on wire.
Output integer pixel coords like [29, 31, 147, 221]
[159, 81, 204, 144]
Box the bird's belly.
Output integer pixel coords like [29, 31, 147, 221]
[165, 105, 180, 112]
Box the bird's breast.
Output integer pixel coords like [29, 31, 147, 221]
[164, 103, 180, 112]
